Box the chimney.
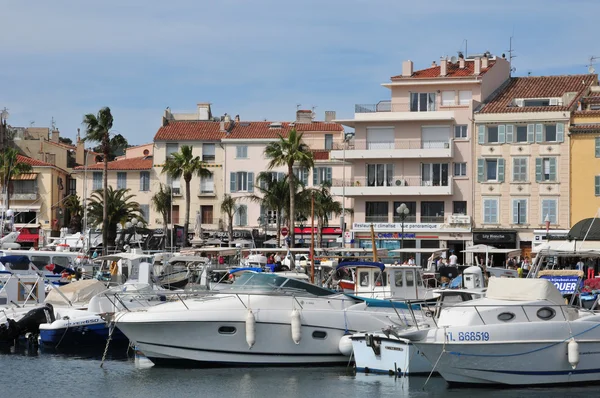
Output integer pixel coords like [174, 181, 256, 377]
[401, 60, 413, 77]
[325, 111, 336, 122]
[76, 138, 85, 165]
[296, 110, 313, 123]
[197, 103, 211, 121]
[474, 57, 481, 75]
[235, 114, 240, 122]
[224, 113, 231, 122]
[51, 129, 60, 143]
[431, 61, 437, 68]
[482, 55, 489, 69]
[440, 58, 448, 76]
[219, 121, 225, 132]
[459, 54, 465, 69]
[162, 107, 172, 127]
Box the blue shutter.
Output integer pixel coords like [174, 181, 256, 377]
[247, 172, 254, 192]
[512, 200, 519, 224]
[230, 172, 237, 192]
[596, 176, 600, 196]
[302, 169, 308, 186]
[477, 159, 485, 182]
[478, 125, 485, 144]
[498, 125, 506, 144]
[313, 168, 318, 185]
[535, 124, 543, 143]
[527, 124, 535, 143]
[497, 158, 505, 182]
[506, 125, 514, 143]
[234, 208, 240, 226]
[326, 167, 332, 183]
[595, 138, 600, 157]
[556, 123, 564, 143]
[549, 158, 557, 181]
[535, 158, 542, 182]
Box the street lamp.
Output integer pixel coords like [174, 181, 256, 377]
[544, 213, 550, 242]
[341, 132, 354, 249]
[396, 203, 410, 263]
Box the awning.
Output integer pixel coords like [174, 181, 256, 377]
[11, 173, 38, 181]
[16, 233, 39, 243]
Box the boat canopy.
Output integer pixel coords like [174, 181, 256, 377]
[226, 272, 336, 297]
[336, 261, 385, 272]
[463, 244, 521, 255]
[228, 267, 263, 275]
[532, 240, 600, 256]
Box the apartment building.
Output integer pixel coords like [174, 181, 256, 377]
[473, 74, 597, 257]
[570, 84, 600, 226]
[332, 52, 510, 264]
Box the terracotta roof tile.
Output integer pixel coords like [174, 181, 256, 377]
[391, 60, 496, 80]
[46, 140, 76, 150]
[573, 110, 600, 116]
[478, 75, 597, 114]
[74, 156, 153, 171]
[570, 124, 600, 133]
[16, 155, 54, 167]
[154, 121, 342, 141]
[588, 91, 600, 97]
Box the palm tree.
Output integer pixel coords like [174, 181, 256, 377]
[64, 194, 83, 233]
[311, 182, 351, 248]
[0, 148, 32, 211]
[247, 172, 288, 246]
[82, 107, 113, 255]
[91, 133, 129, 161]
[151, 184, 172, 249]
[264, 129, 314, 247]
[220, 194, 238, 247]
[162, 145, 212, 247]
[86, 187, 144, 250]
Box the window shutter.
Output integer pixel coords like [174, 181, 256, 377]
[278, 172, 285, 182]
[535, 124, 543, 143]
[549, 158, 557, 181]
[527, 124, 535, 143]
[506, 125, 514, 143]
[302, 169, 308, 186]
[477, 125, 485, 144]
[247, 172, 254, 192]
[556, 123, 564, 143]
[596, 176, 600, 196]
[497, 158, 505, 182]
[512, 200, 519, 224]
[535, 158, 542, 182]
[230, 172, 237, 192]
[326, 167, 332, 183]
[595, 138, 600, 157]
[498, 125, 506, 143]
[240, 206, 247, 226]
[313, 168, 318, 185]
[477, 159, 485, 182]
[234, 209, 240, 226]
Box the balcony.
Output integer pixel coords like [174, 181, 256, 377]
[10, 192, 38, 200]
[331, 139, 453, 160]
[334, 100, 455, 127]
[330, 176, 453, 196]
[366, 215, 389, 223]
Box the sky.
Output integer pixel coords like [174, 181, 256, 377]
[0, 0, 597, 145]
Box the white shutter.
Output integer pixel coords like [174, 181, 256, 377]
[421, 126, 451, 149]
[366, 127, 395, 150]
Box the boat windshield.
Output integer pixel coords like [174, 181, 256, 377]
[227, 273, 335, 297]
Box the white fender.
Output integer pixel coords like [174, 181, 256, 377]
[245, 310, 256, 349]
[338, 334, 353, 356]
[568, 338, 579, 369]
[291, 309, 302, 344]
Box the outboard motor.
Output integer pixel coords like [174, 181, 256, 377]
[0, 304, 55, 344]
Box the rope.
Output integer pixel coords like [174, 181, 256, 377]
[342, 298, 348, 334]
[423, 330, 447, 390]
[100, 322, 116, 368]
[55, 319, 70, 349]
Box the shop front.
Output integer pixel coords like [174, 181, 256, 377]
[472, 229, 517, 266]
[294, 227, 342, 248]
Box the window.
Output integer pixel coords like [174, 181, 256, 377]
[421, 163, 449, 186]
[453, 201, 467, 215]
[441, 91, 455, 106]
[139, 205, 149, 222]
[545, 124, 557, 142]
[483, 198, 499, 224]
[14, 211, 36, 225]
[515, 125, 528, 143]
[140, 171, 150, 191]
[393, 201, 416, 222]
[541, 199, 557, 224]
[200, 174, 214, 193]
[67, 178, 76, 196]
[512, 199, 527, 224]
[536, 307, 556, 320]
[394, 271, 404, 287]
[498, 312, 516, 322]
[366, 202, 388, 223]
[294, 168, 309, 186]
[12, 180, 35, 194]
[167, 175, 181, 195]
[524, 99, 550, 107]
[92, 172, 102, 190]
[235, 205, 248, 226]
[421, 201, 444, 223]
[596, 176, 600, 196]
[410, 92, 436, 112]
[535, 158, 556, 182]
[477, 158, 505, 182]
[405, 271, 414, 287]
[218, 326, 236, 334]
[117, 172, 127, 190]
[312, 331, 327, 339]
[313, 167, 332, 185]
[166, 143, 178, 157]
[453, 163, 466, 177]
[459, 90, 472, 105]
[454, 125, 467, 139]
[202, 143, 215, 163]
[486, 159, 497, 180]
[512, 158, 528, 182]
[230, 172, 254, 192]
[596, 138, 600, 157]
[366, 164, 393, 187]
[487, 126, 499, 143]
[324, 134, 333, 150]
[201, 205, 213, 224]
[373, 271, 387, 287]
[534, 123, 564, 143]
[236, 146, 248, 158]
[358, 271, 370, 287]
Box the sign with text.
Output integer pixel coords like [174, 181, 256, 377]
[539, 275, 581, 295]
[352, 222, 470, 233]
[377, 232, 416, 239]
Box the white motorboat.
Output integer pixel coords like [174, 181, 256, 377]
[115, 272, 402, 367]
[396, 277, 600, 386]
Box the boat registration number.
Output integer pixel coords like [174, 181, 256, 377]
[446, 332, 490, 341]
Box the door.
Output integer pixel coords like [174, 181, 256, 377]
[172, 205, 180, 225]
[366, 128, 395, 150]
[421, 126, 451, 148]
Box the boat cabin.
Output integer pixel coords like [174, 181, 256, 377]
[0, 255, 46, 306]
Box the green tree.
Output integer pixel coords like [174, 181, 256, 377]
[151, 184, 172, 249]
[82, 107, 113, 255]
[64, 194, 83, 233]
[92, 133, 129, 161]
[311, 182, 351, 248]
[162, 145, 212, 246]
[0, 147, 33, 210]
[264, 129, 314, 247]
[86, 187, 144, 250]
[220, 194, 238, 247]
[247, 173, 288, 246]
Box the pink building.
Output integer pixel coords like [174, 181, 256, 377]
[331, 53, 510, 263]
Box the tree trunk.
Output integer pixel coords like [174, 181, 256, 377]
[317, 218, 323, 249]
[276, 209, 282, 247]
[228, 214, 233, 247]
[183, 177, 191, 248]
[288, 164, 295, 248]
[102, 134, 109, 256]
[162, 212, 168, 250]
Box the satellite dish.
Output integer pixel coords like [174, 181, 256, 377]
[589, 65, 596, 74]
[450, 56, 458, 64]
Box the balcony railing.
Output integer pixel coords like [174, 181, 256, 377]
[332, 177, 450, 188]
[10, 192, 38, 200]
[334, 140, 450, 151]
[355, 100, 440, 114]
[393, 215, 417, 223]
[365, 215, 389, 223]
[420, 216, 445, 223]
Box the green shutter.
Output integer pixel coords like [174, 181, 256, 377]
[527, 124, 535, 143]
[497, 158, 505, 182]
[535, 158, 542, 182]
[556, 123, 564, 143]
[326, 167, 332, 183]
[498, 125, 506, 143]
[596, 176, 600, 196]
[595, 138, 600, 157]
[303, 169, 308, 185]
[478, 125, 485, 144]
[506, 125, 514, 143]
[477, 159, 485, 182]
[535, 124, 543, 143]
[248, 172, 254, 192]
[549, 158, 557, 181]
[230, 172, 237, 192]
[313, 168, 318, 185]
[512, 200, 519, 224]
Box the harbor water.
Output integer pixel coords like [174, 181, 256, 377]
[3, 348, 599, 398]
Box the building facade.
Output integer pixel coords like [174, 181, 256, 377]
[332, 53, 510, 264]
[473, 74, 597, 259]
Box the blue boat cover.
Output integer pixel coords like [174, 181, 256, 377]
[228, 267, 263, 274]
[336, 261, 385, 272]
[344, 293, 423, 310]
[0, 255, 31, 265]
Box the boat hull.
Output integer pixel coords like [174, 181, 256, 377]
[39, 317, 127, 347]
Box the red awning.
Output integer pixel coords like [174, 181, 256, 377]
[294, 227, 342, 235]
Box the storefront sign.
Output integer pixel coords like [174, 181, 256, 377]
[473, 232, 516, 243]
[539, 275, 581, 295]
[376, 233, 416, 239]
[352, 222, 470, 233]
[294, 227, 342, 235]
